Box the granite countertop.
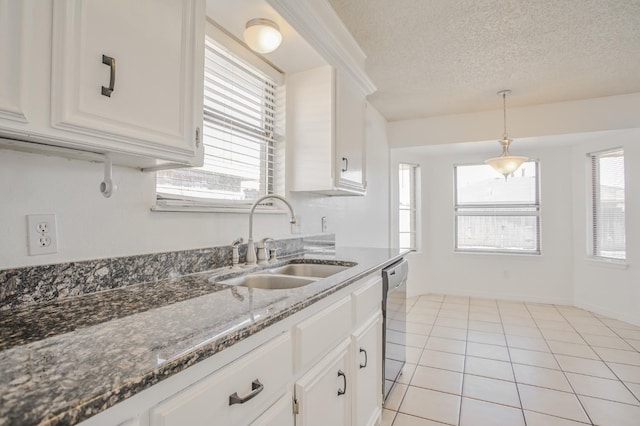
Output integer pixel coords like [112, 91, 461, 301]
[0, 247, 406, 426]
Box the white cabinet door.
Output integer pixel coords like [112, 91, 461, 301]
[335, 72, 366, 192]
[287, 65, 366, 195]
[352, 313, 383, 426]
[0, 0, 29, 130]
[50, 0, 204, 165]
[150, 333, 292, 426]
[250, 391, 295, 426]
[294, 340, 350, 426]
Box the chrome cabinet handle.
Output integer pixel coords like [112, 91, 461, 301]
[101, 54, 116, 97]
[341, 157, 349, 172]
[337, 370, 347, 396]
[229, 379, 263, 405]
[359, 348, 368, 369]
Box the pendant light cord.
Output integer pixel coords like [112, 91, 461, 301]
[503, 91, 508, 140]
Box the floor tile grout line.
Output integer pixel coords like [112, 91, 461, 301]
[552, 302, 640, 407]
[496, 299, 528, 426]
[524, 302, 595, 425]
[389, 294, 445, 426]
[455, 296, 471, 426]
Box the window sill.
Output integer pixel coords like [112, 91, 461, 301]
[151, 201, 288, 215]
[454, 249, 542, 257]
[583, 257, 628, 270]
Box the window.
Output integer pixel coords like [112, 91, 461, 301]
[590, 148, 625, 260]
[156, 29, 284, 206]
[399, 163, 419, 250]
[454, 161, 540, 254]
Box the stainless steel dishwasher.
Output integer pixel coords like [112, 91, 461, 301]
[382, 258, 408, 402]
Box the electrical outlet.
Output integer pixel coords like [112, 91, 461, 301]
[321, 216, 328, 233]
[27, 214, 58, 255]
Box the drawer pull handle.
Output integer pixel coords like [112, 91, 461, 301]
[341, 157, 349, 172]
[359, 348, 368, 369]
[101, 54, 116, 97]
[229, 379, 263, 405]
[337, 370, 347, 396]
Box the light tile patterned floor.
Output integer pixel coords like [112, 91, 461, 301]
[381, 294, 640, 426]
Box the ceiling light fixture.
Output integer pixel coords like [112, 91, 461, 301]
[243, 18, 282, 54]
[485, 90, 528, 179]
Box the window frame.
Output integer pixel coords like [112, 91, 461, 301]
[399, 163, 419, 251]
[589, 147, 626, 262]
[154, 21, 285, 212]
[454, 160, 541, 255]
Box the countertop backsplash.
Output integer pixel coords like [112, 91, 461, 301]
[0, 234, 334, 311]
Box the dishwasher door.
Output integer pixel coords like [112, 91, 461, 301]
[382, 258, 408, 402]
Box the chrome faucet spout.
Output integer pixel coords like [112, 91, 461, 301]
[246, 195, 297, 266]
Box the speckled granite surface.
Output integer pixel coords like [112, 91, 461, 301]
[0, 246, 405, 426]
[0, 237, 306, 311]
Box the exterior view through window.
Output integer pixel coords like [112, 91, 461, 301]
[156, 34, 283, 205]
[399, 163, 418, 250]
[590, 148, 625, 260]
[455, 161, 540, 254]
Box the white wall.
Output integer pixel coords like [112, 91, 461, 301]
[392, 144, 574, 304]
[388, 93, 640, 324]
[571, 129, 640, 326]
[0, 104, 390, 269]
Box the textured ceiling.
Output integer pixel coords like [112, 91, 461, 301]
[328, 0, 640, 121]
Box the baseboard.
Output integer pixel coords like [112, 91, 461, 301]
[574, 300, 640, 327]
[425, 287, 574, 307]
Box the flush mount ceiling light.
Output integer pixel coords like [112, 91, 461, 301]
[485, 90, 528, 179]
[243, 18, 282, 54]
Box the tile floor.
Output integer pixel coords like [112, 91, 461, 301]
[381, 294, 640, 426]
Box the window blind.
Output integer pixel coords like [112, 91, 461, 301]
[591, 149, 625, 260]
[157, 36, 283, 204]
[399, 163, 418, 250]
[454, 161, 540, 254]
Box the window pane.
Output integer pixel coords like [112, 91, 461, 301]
[456, 215, 539, 252]
[156, 34, 282, 203]
[399, 163, 418, 250]
[456, 162, 537, 205]
[592, 149, 625, 260]
[454, 161, 540, 254]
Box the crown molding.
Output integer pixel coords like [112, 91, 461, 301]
[267, 0, 377, 96]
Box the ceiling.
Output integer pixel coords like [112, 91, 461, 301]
[327, 0, 640, 122]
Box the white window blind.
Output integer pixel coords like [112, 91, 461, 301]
[399, 163, 418, 250]
[156, 35, 283, 205]
[591, 148, 625, 260]
[455, 161, 540, 254]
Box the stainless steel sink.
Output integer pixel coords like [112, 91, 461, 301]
[218, 274, 318, 290]
[264, 263, 351, 278]
[213, 261, 357, 290]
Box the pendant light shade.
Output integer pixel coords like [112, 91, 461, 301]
[485, 90, 527, 178]
[243, 18, 282, 54]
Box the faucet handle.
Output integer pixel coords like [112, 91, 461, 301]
[232, 237, 244, 246]
[257, 237, 273, 248]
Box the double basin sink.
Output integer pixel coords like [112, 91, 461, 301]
[214, 261, 357, 290]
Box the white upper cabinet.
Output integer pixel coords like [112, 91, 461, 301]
[0, 0, 29, 128]
[287, 65, 366, 195]
[0, 0, 205, 169]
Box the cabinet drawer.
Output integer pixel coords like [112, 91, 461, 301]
[294, 296, 351, 370]
[150, 332, 292, 426]
[352, 275, 382, 325]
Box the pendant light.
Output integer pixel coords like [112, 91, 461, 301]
[485, 90, 527, 179]
[243, 18, 282, 54]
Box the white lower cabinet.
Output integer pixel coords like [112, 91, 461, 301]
[149, 332, 292, 426]
[250, 391, 295, 426]
[352, 314, 383, 426]
[79, 272, 385, 426]
[294, 340, 351, 426]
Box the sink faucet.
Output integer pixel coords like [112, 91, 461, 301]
[246, 195, 297, 266]
[257, 238, 274, 265]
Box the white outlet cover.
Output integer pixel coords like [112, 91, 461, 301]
[27, 214, 58, 255]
